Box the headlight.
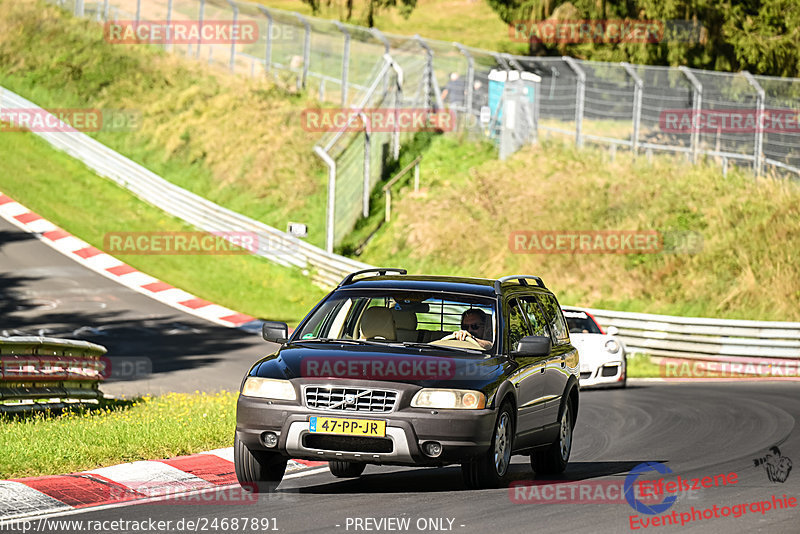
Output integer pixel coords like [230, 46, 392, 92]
[411, 389, 486, 409]
[241, 377, 297, 400]
[604, 339, 620, 353]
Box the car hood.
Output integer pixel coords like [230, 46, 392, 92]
[249, 342, 507, 389]
[570, 333, 624, 367]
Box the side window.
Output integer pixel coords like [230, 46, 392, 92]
[536, 294, 570, 345]
[506, 299, 531, 351]
[520, 297, 549, 337]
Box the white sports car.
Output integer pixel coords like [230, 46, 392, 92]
[562, 307, 627, 388]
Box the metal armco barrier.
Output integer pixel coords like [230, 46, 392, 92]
[0, 336, 107, 404]
[584, 308, 800, 365]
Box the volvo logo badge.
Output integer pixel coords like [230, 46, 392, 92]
[345, 394, 356, 405]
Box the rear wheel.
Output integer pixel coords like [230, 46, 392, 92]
[234, 434, 287, 493]
[462, 401, 515, 489]
[329, 460, 366, 478]
[530, 396, 573, 475]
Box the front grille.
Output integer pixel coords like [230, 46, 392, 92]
[304, 386, 397, 413]
[601, 365, 619, 377]
[303, 434, 393, 453]
[580, 371, 592, 380]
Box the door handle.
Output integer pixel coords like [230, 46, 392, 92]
[540, 366, 545, 373]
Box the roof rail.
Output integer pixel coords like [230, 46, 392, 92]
[494, 275, 546, 293]
[338, 268, 407, 287]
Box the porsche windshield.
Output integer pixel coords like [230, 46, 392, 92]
[295, 290, 497, 353]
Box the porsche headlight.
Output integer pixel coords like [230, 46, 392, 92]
[241, 377, 296, 400]
[411, 389, 486, 409]
[604, 339, 621, 354]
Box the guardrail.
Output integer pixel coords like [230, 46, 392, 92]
[585, 308, 800, 372]
[0, 337, 107, 407]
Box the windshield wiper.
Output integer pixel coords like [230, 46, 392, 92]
[400, 342, 484, 353]
[291, 338, 385, 346]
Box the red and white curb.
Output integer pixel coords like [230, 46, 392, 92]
[0, 449, 326, 521]
[0, 191, 256, 328]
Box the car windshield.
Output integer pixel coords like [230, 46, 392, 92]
[563, 310, 603, 334]
[294, 289, 497, 353]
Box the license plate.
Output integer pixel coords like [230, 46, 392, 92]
[309, 416, 386, 437]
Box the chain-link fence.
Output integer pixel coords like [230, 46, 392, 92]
[51, 0, 800, 250]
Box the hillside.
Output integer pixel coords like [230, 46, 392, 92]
[357, 136, 800, 321]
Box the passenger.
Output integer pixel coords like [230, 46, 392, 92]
[453, 309, 493, 349]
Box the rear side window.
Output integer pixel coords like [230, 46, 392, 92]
[536, 294, 570, 345]
[506, 299, 531, 351]
[519, 297, 549, 338]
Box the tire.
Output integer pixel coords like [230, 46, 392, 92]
[329, 460, 366, 478]
[530, 395, 573, 475]
[618, 357, 628, 389]
[462, 401, 515, 489]
[234, 434, 288, 493]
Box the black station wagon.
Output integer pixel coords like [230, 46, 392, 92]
[235, 269, 580, 490]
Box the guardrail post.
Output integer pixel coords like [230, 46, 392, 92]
[75, 0, 84, 17]
[621, 62, 643, 154]
[414, 160, 420, 192]
[294, 13, 311, 89]
[334, 22, 351, 106]
[679, 66, 703, 164]
[742, 71, 765, 177]
[227, 1, 238, 73]
[135, 0, 141, 24]
[455, 43, 474, 131]
[563, 57, 585, 148]
[102, 0, 109, 21]
[194, 0, 205, 58]
[257, 6, 272, 73]
[314, 146, 337, 253]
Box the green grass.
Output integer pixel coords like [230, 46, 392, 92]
[0, 393, 237, 479]
[256, 0, 525, 53]
[626, 354, 662, 378]
[0, 131, 325, 325]
[358, 135, 800, 322]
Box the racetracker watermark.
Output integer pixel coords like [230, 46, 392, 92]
[660, 358, 800, 380]
[300, 108, 455, 132]
[660, 109, 800, 134]
[508, 230, 703, 254]
[104, 231, 260, 255]
[105, 483, 260, 505]
[302, 356, 456, 380]
[0, 356, 151, 381]
[509, 480, 697, 504]
[104, 20, 259, 44]
[0, 108, 140, 132]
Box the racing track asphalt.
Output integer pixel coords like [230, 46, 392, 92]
[0, 217, 274, 396]
[32, 381, 800, 533]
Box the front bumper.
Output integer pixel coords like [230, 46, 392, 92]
[579, 359, 626, 388]
[235, 380, 496, 466]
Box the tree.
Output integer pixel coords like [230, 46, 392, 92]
[299, 0, 418, 27]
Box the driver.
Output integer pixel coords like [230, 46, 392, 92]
[453, 309, 493, 349]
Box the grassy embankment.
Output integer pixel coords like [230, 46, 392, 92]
[357, 135, 800, 323]
[0, 0, 328, 323]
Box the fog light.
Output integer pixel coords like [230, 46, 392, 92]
[261, 431, 278, 448]
[422, 441, 442, 458]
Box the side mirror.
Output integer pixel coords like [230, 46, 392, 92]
[262, 321, 289, 344]
[513, 335, 551, 357]
[606, 325, 619, 337]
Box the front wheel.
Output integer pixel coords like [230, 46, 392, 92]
[329, 460, 366, 478]
[530, 396, 573, 475]
[234, 434, 287, 493]
[462, 401, 515, 489]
